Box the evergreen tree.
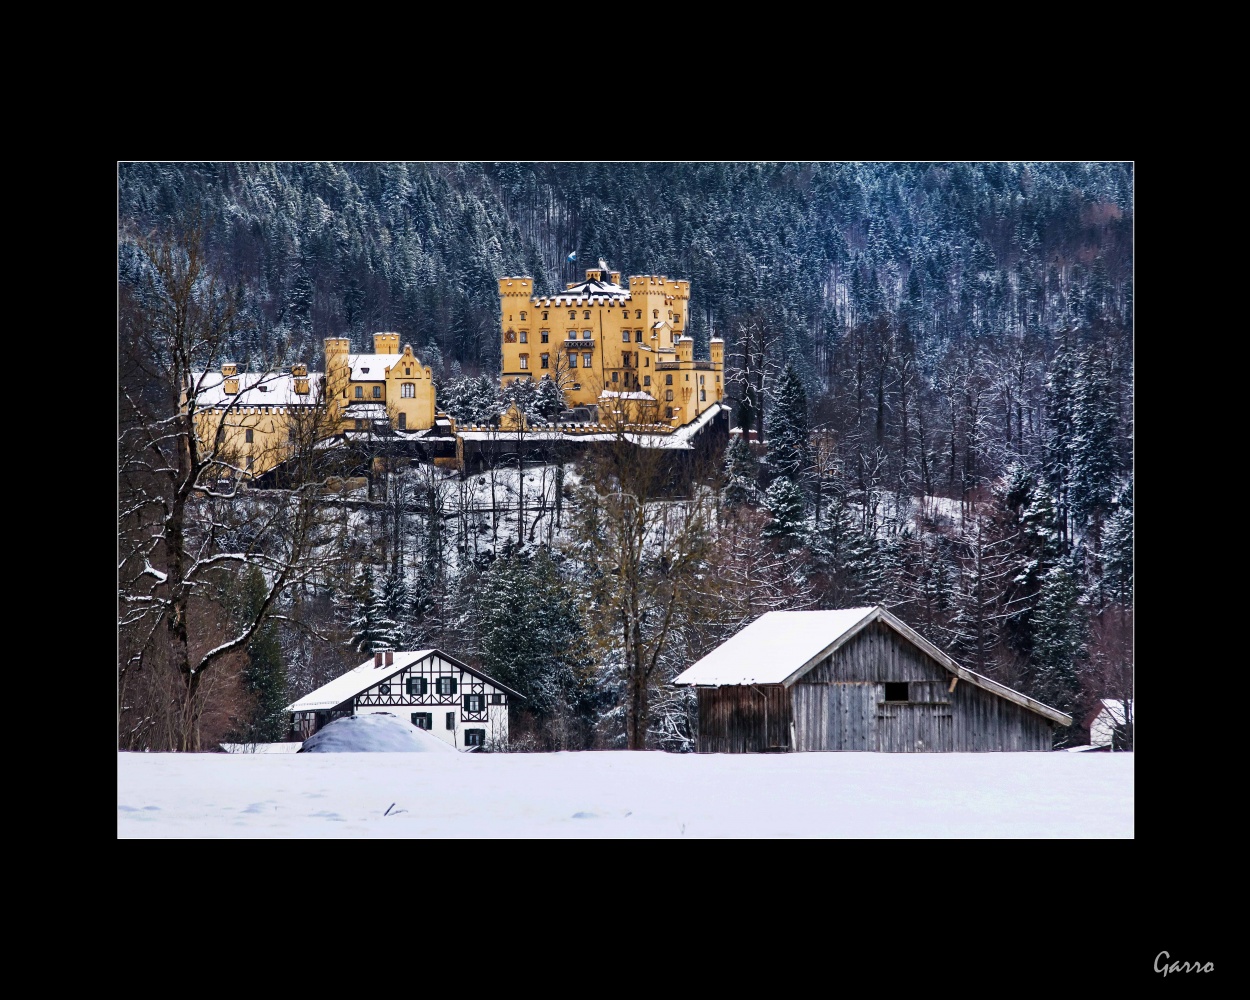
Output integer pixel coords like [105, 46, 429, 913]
[1029, 557, 1086, 715]
[344, 564, 397, 654]
[532, 374, 565, 421]
[227, 565, 289, 744]
[722, 434, 760, 507]
[1070, 344, 1119, 553]
[765, 363, 812, 484]
[761, 476, 807, 548]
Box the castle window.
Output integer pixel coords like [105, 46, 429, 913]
[645, 356, 650, 367]
[542, 311, 549, 320]
[612, 371, 619, 382]
[519, 354, 529, 370]
[569, 310, 575, 320]
[446, 712, 456, 730]
[666, 390, 674, 402]
[635, 330, 642, 342]
[623, 330, 631, 342]
[411, 713, 432, 729]
[398, 413, 407, 429]
[635, 309, 641, 319]
[373, 386, 382, 398]
[666, 374, 673, 385]
[700, 375, 705, 384]
[669, 310, 673, 320]
[245, 429, 253, 443]
[674, 312, 681, 324]
[582, 329, 592, 340]
[568, 352, 578, 368]
[406, 676, 428, 696]
[436, 676, 457, 696]
[653, 309, 659, 318]
[520, 311, 527, 321]
[665, 407, 673, 419]
[402, 383, 415, 398]
[355, 386, 363, 398]
[246, 456, 254, 471]
[541, 330, 550, 343]
[686, 374, 690, 381]
[465, 729, 485, 747]
[541, 354, 550, 369]
[405, 367, 411, 375]
[700, 389, 706, 401]
[520, 330, 528, 343]
[583, 354, 592, 368]
[644, 375, 651, 386]
[584, 310, 591, 319]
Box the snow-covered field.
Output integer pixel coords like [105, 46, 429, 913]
[118, 749, 1133, 839]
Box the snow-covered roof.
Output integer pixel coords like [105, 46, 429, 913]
[191, 370, 321, 407]
[286, 649, 524, 713]
[349, 353, 402, 380]
[675, 608, 878, 686]
[599, 391, 657, 401]
[673, 605, 1072, 726]
[538, 274, 630, 306]
[343, 402, 388, 418]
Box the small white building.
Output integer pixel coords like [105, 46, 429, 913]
[286, 649, 522, 749]
[1085, 698, 1133, 749]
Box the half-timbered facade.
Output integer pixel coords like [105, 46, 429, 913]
[673, 606, 1072, 753]
[286, 649, 521, 749]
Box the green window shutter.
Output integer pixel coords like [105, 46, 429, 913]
[449, 677, 458, 695]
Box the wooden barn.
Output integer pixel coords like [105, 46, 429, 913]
[673, 606, 1071, 752]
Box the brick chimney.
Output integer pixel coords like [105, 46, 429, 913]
[385, 650, 393, 666]
[374, 651, 383, 667]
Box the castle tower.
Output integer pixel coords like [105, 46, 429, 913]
[498, 276, 535, 387]
[373, 332, 400, 355]
[221, 361, 239, 395]
[324, 337, 351, 426]
[676, 335, 694, 363]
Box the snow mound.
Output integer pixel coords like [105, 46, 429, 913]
[298, 713, 459, 753]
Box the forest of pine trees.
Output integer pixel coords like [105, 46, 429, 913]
[117, 162, 1132, 752]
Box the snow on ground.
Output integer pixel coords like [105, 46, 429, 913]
[118, 749, 1133, 839]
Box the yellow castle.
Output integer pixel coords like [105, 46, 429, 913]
[188, 333, 437, 478]
[498, 264, 723, 427]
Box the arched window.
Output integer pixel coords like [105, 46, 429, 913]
[402, 383, 415, 398]
[520, 311, 527, 320]
[569, 310, 576, 320]
[584, 310, 591, 319]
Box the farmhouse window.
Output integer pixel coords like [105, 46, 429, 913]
[436, 676, 458, 696]
[411, 713, 432, 729]
[406, 676, 428, 696]
[377, 683, 390, 695]
[446, 712, 456, 730]
[464, 693, 484, 713]
[884, 682, 909, 702]
[490, 693, 504, 705]
[465, 729, 485, 747]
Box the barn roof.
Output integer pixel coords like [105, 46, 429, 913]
[673, 606, 1071, 726]
[286, 649, 524, 713]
